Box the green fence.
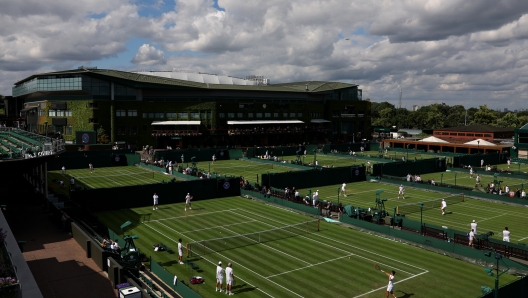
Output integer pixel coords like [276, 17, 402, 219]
[373, 158, 446, 177]
[261, 166, 366, 189]
[478, 276, 528, 298]
[455, 153, 504, 168]
[247, 145, 318, 158]
[48, 150, 140, 170]
[241, 189, 321, 216]
[155, 148, 241, 163]
[139, 163, 202, 181]
[151, 258, 202, 298]
[242, 157, 309, 170]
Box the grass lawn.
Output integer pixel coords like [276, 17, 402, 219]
[299, 181, 528, 242]
[96, 197, 519, 298]
[420, 171, 527, 192]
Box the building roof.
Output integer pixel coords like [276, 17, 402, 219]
[227, 120, 304, 125]
[419, 136, 450, 143]
[519, 123, 528, 130]
[14, 69, 357, 93]
[464, 139, 496, 146]
[435, 124, 513, 133]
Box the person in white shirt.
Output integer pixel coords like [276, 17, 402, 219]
[471, 220, 477, 235]
[507, 159, 511, 169]
[312, 190, 319, 207]
[469, 167, 474, 178]
[481, 159, 484, 168]
[475, 174, 481, 187]
[181, 154, 185, 164]
[522, 189, 527, 199]
[185, 193, 193, 211]
[315, 160, 319, 167]
[62, 166, 66, 176]
[70, 177, 75, 190]
[340, 183, 347, 197]
[382, 269, 397, 298]
[505, 185, 509, 194]
[178, 238, 184, 264]
[441, 199, 447, 215]
[503, 227, 510, 242]
[398, 185, 405, 199]
[153, 193, 159, 210]
[469, 229, 475, 247]
[216, 261, 225, 292]
[225, 262, 235, 295]
[212, 154, 216, 164]
[406, 173, 411, 182]
[89, 163, 94, 173]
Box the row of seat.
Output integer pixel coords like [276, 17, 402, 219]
[139, 272, 170, 298]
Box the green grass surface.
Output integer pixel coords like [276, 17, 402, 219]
[418, 171, 526, 192]
[193, 159, 300, 183]
[299, 181, 528, 242]
[96, 197, 519, 298]
[48, 166, 179, 193]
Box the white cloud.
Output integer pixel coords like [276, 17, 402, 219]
[131, 44, 167, 65]
[0, 0, 528, 109]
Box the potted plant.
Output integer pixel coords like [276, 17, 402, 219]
[0, 228, 19, 298]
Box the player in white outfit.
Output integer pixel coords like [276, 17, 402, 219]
[503, 227, 510, 242]
[153, 193, 159, 210]
[225, 262, 235, 295]
[216, 261, 225, 292]
[469, 167, 474, 178]
[177, 239, 184, 264]
[397, 185, 405, 199]
[441, 199, 447, 215]
[382, 269, 397, 298]
[470, 220, 477, 235]
[185, 193, 193, 211]
[340, 183, 347, 197]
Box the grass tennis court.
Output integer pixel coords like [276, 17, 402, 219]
[193, 159, 300, 183]
[96, 197, 519, 298]
[47, 166, 179, 192]
[417, 171, 527, 192]
[301, 181, 528, 242]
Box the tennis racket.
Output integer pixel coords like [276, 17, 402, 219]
[232, 280, 236, 286]
[374, 264, 381, 271]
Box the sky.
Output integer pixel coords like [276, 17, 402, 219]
[1, 0, 528, 110]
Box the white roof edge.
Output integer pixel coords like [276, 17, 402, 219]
[151, 121, 201, 125]
[227, 120, 304, 125]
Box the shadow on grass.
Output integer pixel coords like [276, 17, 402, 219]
[233, 283, 257, 294]
[397, 290, 415, 298]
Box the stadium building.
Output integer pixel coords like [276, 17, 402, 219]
[11, 68, 370, 148]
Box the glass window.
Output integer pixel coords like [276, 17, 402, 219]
[178, 112, 188, 119]
[117, 126, 126, 135]
[274, 113, 278, 117]
[228, 113, 235, 118]
[65, 110, 72, 117]
[290, 112, 296, 117]
[143, 113, 148, 118]
[248, 113, 254, 118]
[65, 126, 73, 135]
[130, 126, 138, 135]
[207, 111, 211, 119]
[191, 112, 200, 119]
[201, 112, 207, 119]
[155, 112, 164, 118]
[56, 110, 64, 117]
[298, 112, 303, 117]
[148, 112, 154, 118]
[283, 112, 288, 117]
[265, 113, 271, 118]
[116, 110, 126, 116]
[237, 113, 243, 118]
[48, 110, 56, 117]
[128, 110, 137, 116]
[166, 112, 176, 118]
[256, 113, 263, 118]
[219, 113, 225, 118]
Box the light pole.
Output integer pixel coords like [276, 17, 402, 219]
[454, 172, 457, 188]
[440, 173, 443, 185]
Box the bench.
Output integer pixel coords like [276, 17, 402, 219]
[488, 241, 508, 257]
[423, 226, 447, 241]
[509, 246, 528, 260]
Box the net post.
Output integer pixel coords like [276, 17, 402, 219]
[461, 193, 464, 202]
[396, 206, 399, 215]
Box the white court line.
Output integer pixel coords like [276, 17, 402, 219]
[150, 220, 303, 298]
[517, 235, 528, 241]
[266, 254, 353, 278]
[476, 213, 509, 223]
[182, 220, 256, 233]
[151, 209, 239, 222]
[143, 222, 275, 298]
[219, 225, 311, 265]
[353, 271, 429, 298]
[238, 209, 428, 272]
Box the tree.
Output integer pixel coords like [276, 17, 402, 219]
[495, 113, 520, 128]
[97, 126, 110, 144]
[471, 105, 498, 125]
[372, 107, 393, 127]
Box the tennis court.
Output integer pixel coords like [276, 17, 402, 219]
[47, 166, 178, 191]
[419, 171, 526, 192]
[96, 197, 518, 298]
[193, 159, 300, 182]
[301, 182, 528, 242]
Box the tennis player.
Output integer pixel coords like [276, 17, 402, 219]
[469, 167, 474, 178]
[178, 239, 184, 265]
[471, 220, 477, 234]
[89, 163, 94, 173]
[475, 174, 481, 187]
[61, 166, 66, 176]
[340, 183, 347, 197]
[441, 199, 447, 215]
[507, 159, 511, 169]
[153, 192, 158, 210]
[503, 227, 510, 242]
[216, 261, 225, 292]
[381, 269, 397, 298]
[469, 229, 475, 247]
[225, 262, 235, 295]
[398, 185, 405, 199]
[212, 154, 216, 164]
[185, 193, 193, 211]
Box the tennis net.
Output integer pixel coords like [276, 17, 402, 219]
[396, 194, 464, 215]
[186, 219, 320, 257]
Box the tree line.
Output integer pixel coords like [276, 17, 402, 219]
[370, 101, 528, 130]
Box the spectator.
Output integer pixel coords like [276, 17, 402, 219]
[522, 189, 526, 199]
[468, 229, 475, 247]
[471, 220, 477, 234]
[323, 201, 333, 217]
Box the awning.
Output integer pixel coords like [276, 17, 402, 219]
[310, 119, 331, 123]
[227, 120, 304, 125]
[151, 121, 201, 125]
[20, 106, 38, 112]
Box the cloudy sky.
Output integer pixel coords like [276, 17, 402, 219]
[1, 0, 528, 109]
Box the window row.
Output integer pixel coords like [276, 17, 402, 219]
[116, 110, 137, 116]
[48, 110, 72, 117]
[219, 112, 303, 118]
[117, 126, 139, 135]
[142, 112, 210, 119]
